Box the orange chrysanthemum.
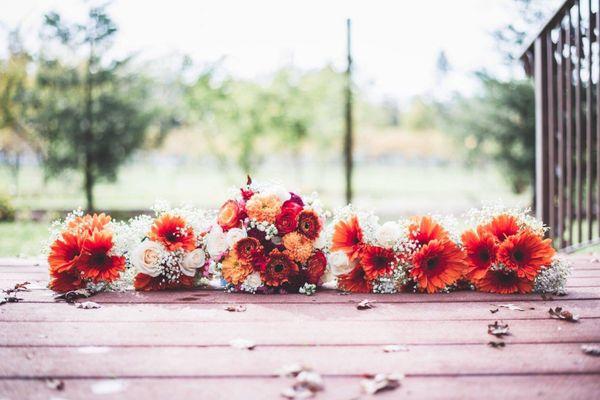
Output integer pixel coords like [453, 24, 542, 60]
[149, 214, 196, 252]
[261, 250, 298, 287]
[245, 193, 282, 224]
[134, 273, 195, 291]
[483, 214, 520, 242]
[78, 230, 125, 283]
[233, 237, 263, 262]
[360, 245, 396, 280]
[461, 227, 498, 281]
[497, 231, 555, 280]
[331, 216, 364, 260]
[408, 216, 449, 246]
[305, 251, 327, 285]
[48, 269, 85, 293]
[337, 264, 372, 293]
[221, 252, 254, 285]
[48, 231, 85, 274]
[410, 239, 465, 293]
[68, 213, 111, 234]
[475, 269, 534, 294]
[282, 232, 313, 263]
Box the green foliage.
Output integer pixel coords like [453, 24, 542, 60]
[28, 6, 154, 210]
[0, 191, 16, 221]
[444, 73, 535, 193]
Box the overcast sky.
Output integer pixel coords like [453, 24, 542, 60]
[1, 0, 550, 102]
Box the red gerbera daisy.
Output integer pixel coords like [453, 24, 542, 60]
[48, 231, 85, 274]
[475, 268, 534, 294]
[305, 250, 327, 285]
[134, 273, 195, 291]
[261, 250, 299, 287]
[331, 216, 364, 260]
[78, 230, 125, 283]
[484, 214, 520, 242]
[408, 216, 449, 246]
[337, 264, 372, 293]
[461, 227, 498, 281]
[410, 239, 465, 293]
[497, 230, 555, 280]
[234, 237, 263, 261]
[48, 269, 85, 293]
[360, 245, 397, 280]
[149, 214, 196, 252]
[297, 210, 322, 240]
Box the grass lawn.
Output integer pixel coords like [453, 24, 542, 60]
[0, 221, 49, 257]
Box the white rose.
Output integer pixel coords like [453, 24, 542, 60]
[206, 225, 229, 258]
[264, 185, 291, 202]
[225, 228, 247, 247]
[375, 221, 401, 248]
[313, 233, 326, 250]
[242, 272, 262, 290]
[131, 241, 163, 277]
[181, 249, 206, 277]
[328, 251, 353, 276]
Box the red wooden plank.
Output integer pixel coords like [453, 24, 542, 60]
[2, 319, 598, 346]
[1, 375, 598, 400]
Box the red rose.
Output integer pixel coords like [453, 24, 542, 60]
[275, 201, 303, 235]
[305, 250, 327, 285]
[218, 200, 242, 231]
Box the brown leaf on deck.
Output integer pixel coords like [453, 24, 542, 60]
[548, 307, 580, 322]
[0, 295, 22, 305]
[487, 321, 510, 337]
[492, 303, 525, 311]
[279, 365, 323, 399]
[45, 378, 65, 391]
[3, 281, 30, 294]
[357, 299, 375, 310]
[490, 308, 499, 314]
[224, 304, 247, 312]
[361, 373, 403, 395]
[488, 341, 506, 349]
[581, 345, 600, 357]
[54, 289, 94, 303]
[75, 301, 101, 309]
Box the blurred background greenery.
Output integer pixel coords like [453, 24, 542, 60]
[0, 0, 558, 256]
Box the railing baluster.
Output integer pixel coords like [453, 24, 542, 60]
[597, 1, 600, 238]
[548, 33, 556, 239]
[576, 0, 583, 244]
[567, 10, 574, 247]
[558, 19, 566, 248]
[586, 0, 594, 241]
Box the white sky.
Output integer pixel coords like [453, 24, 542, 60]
[0, 0, 545, 102]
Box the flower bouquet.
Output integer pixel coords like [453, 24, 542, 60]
[208, 177, 328, 294]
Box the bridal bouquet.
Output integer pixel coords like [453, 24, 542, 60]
[327, 206, 465, 293]
[461, 206, 569, 294]
[207, 177, 328, 293]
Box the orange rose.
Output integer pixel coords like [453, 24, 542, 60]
[218, 200, 242, 231]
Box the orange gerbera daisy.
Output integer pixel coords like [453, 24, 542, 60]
[221, 252, 254, 285]
[297, 210, 322, 239]
[497, 230, 555, 280]
[360, 245, 396, 280]
[48, 269, 85, 293]
[149, 214, 196, 252]
[410, 239, 465, 293]
[68, 213, 111, 234]
[408, 216, 449, 246]
[261, 250, 298, 287]
[78, 230, 125, 283]
[475, 269, 534, 294]
[461, 227, 497, 281]
[48, 231, 85, 274]
[134, 273, 195, 291]
[337, 264, 372, 293]
[233, 237, 263, 262]
[331, 216, 364, 260]
[483, 214, 520, 242]
[282, 232, 313, 263]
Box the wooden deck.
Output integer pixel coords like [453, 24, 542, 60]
[1, 255, 599, 399]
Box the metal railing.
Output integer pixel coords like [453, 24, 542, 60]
[521, 0, 599, 250]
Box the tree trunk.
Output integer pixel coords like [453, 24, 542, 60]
[84, 40, 95, 212]
[84, 160, 94, 212]
[344, 19, 354, 204]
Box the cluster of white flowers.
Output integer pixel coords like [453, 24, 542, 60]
[465, 204, 547, 236]
[534, 258, 571, 295]
[248, 219, 279, 241]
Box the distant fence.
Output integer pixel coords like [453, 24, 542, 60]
[521, 0, 599, 250]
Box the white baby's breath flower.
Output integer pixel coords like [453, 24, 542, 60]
[181, 248, 207, 277]
[131, 241, 164, 277]
[240, 272, 262, 293]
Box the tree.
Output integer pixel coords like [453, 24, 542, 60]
[29, 7, 154, 211]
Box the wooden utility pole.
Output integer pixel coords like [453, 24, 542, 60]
[344, 18, 354, 204]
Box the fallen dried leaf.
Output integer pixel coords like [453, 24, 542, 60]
[75, 301, 101, 309]
[487, 321, 510, 337]
[45, 378, 65, 391]
[488, 341, 506, 349]
[361, 373, 403, 395]
[382, 345, 409, 353]
[54, 289, 93, 303]
[492, 303, 524, 311]
[281, 385, 314, 399]
[581, 345, 600, 357]
[296, 371, 324, 392]
[279, 365, 324, 399]
[0, 295, 22, 305]
[3, 281, 30, 294]
[548, 307, 580, 322]
[279, 364, 308, 378]
[224, 304, 247, 312]
[357, 299, 375, 310]
[490, 308, 499, 314]
[229, 338, 256, 350]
